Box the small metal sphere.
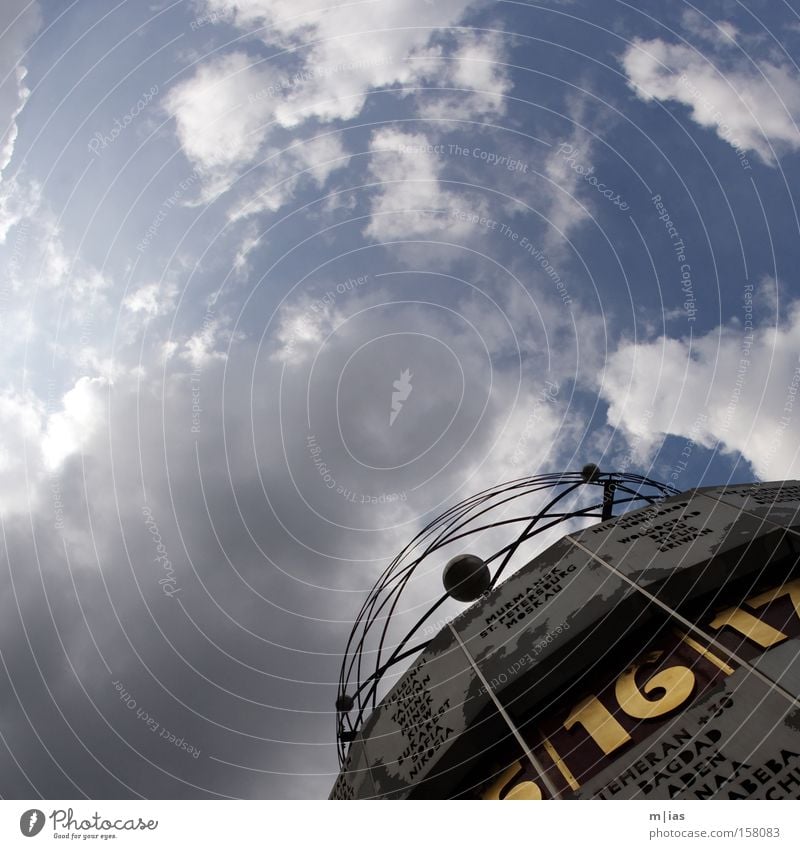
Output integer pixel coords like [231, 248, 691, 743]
[581, 463, 602, 483]
[335, 694, 355, 713]
[443, 554, 491, 602]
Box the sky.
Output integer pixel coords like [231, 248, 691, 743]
[0, 0, 799, 799]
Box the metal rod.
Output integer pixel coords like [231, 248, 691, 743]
[449, 623, 562, 799]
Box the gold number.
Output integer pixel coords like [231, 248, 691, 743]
[709, 606, 788, 648]
[482, 761, 541, 800]
[505, 781, 542, 800]
[549, 577, 800, 789]
[676, 631, 735, 675]
[483, 762, 521, 799]
[748, 578, 800, 619]
[564, 694, 631, 755]
[615, 651, 695, 719]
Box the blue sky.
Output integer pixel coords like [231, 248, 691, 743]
[1, 0, 799, 798]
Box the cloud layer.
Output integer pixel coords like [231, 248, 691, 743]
[621, 34, 800, 165]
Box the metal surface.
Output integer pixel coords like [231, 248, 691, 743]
[330, 480, 800, 799]
[335, 471, 678, 767]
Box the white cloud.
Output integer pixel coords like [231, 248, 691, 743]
[180, 317, 229, 368]
[41, 377, 108, 471]
[599, 301, 800, 480]
[1, 67, 29, 172]
[0, 1, 41, 179]
[680, 10, 738, 47]
[123, 281, 178, 316]
[201, 0, 487, 123]
[165, 51, 276, 177]
[468, 376, 566, 486]
[0, 376, 110, 514]
[0, 387, 45, 512]
[270, 295, 341, 365]
[227, 133, 349, 222]
[0, 171, 40, 244]
[364, 127, 486, 242]
[415, 30, 512, 120]
[161, 339, 179, 361]
[0, 201, 117, 380]
[170, 3, 509, 205]
[621, 35, 800, 164]
[541, 123, 595, 239]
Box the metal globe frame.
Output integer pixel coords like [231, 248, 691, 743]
[335, 470, 679, 765]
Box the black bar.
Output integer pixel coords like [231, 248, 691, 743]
[601, 481, 616, 521]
